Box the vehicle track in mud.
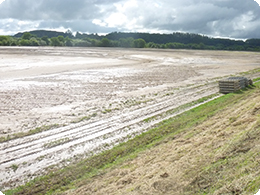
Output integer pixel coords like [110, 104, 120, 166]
[0, 81, 219, 190]
[1, 47, 260, 190]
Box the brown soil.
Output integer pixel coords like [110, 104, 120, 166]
[1, 47, 260, 191]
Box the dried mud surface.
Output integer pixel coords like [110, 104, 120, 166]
[0, 47, 260, 190]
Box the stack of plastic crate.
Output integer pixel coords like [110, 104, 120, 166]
[219, 79, 241, 94]
[219, 77, 252, 94]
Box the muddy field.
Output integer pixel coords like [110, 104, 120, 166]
[0, 47, 260, 190]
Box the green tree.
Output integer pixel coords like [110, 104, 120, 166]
[74, 40, 91, 47]
[199, 43, 205, 49]
[119, 37, 134, 48]
[19, 39, 30, 46]
[110, 40, 119, 47]
[147, 42, 156, 48]
[90, 39, 99, 47]
[22, 32, 32, 40]
[65, 39, 73, 47]
[0, 36, 11, 46]
[50, 37, 62, 46]
[30, 37, 39, 46]
[38, 40, 47, 46]
[41, 36, 50, 45]
[100, 38, 110, 47]
[57, 35, 65, 43]
[134, 38, 146, 48]
[10, 42, 17, 46]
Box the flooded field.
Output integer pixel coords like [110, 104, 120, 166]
[0, 47, 260, 190]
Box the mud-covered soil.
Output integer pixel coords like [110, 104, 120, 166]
[0, 47, 260, 190]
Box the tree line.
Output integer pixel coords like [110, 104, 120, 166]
[1, 30, 260, 51]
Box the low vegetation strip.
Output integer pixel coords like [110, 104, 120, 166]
[4, 82, 260, 195]
[0, 124, 60, 143]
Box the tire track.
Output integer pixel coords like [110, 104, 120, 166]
[0, 82, 219, 189]
[0, 83, 216, 158]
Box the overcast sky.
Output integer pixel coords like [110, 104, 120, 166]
[0, 0, 260, 39]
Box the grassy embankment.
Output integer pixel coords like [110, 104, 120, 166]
[4, 78, 260, 195]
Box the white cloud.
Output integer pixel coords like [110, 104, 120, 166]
[255, 0, 260, 6]
[92, 19, 107, 27]
[0, 0, 260, 38]
[97, 0, 138, 28]
[105, 13, 127, 27]
[93, 0, 260, 38]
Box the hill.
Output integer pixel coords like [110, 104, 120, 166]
[77, 31, 248, 47]
[13, 30, 74, 39]
[104, 32, 245, 46]
[10, 30, 260, 50]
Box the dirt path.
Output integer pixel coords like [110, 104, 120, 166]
[0, 47, 260, 190]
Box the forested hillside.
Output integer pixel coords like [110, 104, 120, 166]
[13, 30, 74, 39]
[0, 30, 260, 51]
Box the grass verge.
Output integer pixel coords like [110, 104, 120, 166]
[143, 93, 219, 123]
